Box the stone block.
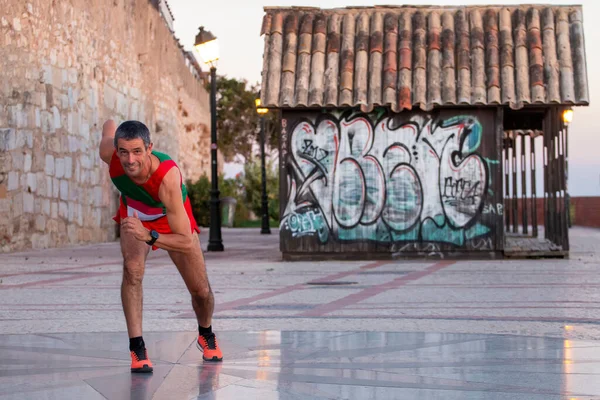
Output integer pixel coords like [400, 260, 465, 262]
[59, 180, 68, 201]
[0, 129, 16, 150]
[78, 204, 84, 226]
[45, 154, 54, 175]
[35, 215, 45, 231]
[46, 219, 58, 233]
[23, 192, 34, 213]
[68, 135, 79, 152]
[130, 102, 139, 120]
[26, 172, 36, 193]
[52, 177, 59, 198]
[0, 198, 10, 213]
[13, 18, 21, 32]
[58, 54, 66, 69]
[35, 197, 44, 214]
[36, 173, 46, 196]
[67, 224, 78, 244]
[94, 207, 102, 227]
[68, 201, 76, 222]
[58, 201, 68, 218]
[103, 84, 116, 110]
[93, 186, 103, 206]
[46, 136, 61, 153]
[45, 176, 52, 197]
[31, 233, 50, 249]
[24, 152, 32, 172]
[11, 151, 23, 170]
[40, 111, 53, 133]
[64, 156, 72, 178]
[52, 106, 61, 129]
[53, 67, 64, 87]
[42, 199, 50, 216]
[9, 105, 28, 128]
[80, 122, 90, 140]
[41, 64, 52, 84]
[67, 87, 74, 107]
[80, 169, 89, 184]
[7, 171, 19, 191]
[45, 84, 52, 108]
[51, 201, 57, 218]
[55, 157, 65, 178]
[80, 154, 92, 169]
[35, 108, 41, 127]
[23, 130, 33, 148]
[88, 88, 98, 108]
[75, 160, 80, 182]
[130, 87, 140, 99]
[117, 92, 128, 116]
[68, 68, 77, 84]
[12, 192, 23, 216]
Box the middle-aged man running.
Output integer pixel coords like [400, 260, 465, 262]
[99, 119, 223, 373]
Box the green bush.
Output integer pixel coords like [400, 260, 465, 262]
[241, 157, 279, 222]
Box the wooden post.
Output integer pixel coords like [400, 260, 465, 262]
[521, 133, 528, 234]
[530, 134, 538, 237]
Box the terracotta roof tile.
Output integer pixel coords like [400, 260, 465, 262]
[260, 5, 589, 109]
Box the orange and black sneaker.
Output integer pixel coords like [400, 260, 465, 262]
[130, 348, 153, 373]
[197, 333, 223, 362]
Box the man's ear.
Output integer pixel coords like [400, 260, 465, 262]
[147, 142, 153, 153]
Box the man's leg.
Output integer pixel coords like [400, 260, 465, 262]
[120, 227, 153, 372]
[168, 234, 221, 361]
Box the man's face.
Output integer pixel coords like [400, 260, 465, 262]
[116, 138, 153, 178]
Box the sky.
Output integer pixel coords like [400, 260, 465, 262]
[167, 0, 600, 196]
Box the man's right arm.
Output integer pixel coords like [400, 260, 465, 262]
[99, 119, 117, 165]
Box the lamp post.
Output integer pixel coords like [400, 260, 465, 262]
[562, 108, 573, 228]
[255, 97, 271, 234]
[195, 26, 223, 251]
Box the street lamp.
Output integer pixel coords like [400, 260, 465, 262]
[255, 97, 271, 234]
[562, 108, 573, 228]
[195, 26, 223, 251]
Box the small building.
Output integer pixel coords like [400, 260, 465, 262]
[259, 5, 589, 259]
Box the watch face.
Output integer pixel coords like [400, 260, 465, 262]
[152, 230, 159, 239]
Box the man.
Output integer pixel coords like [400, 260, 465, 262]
[99, 119, 223, 373]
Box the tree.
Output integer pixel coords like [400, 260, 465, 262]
[211, 77, 279, 163]
[241, 157, 279, 222]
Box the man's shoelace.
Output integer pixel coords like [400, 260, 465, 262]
[132, 348, 147, 361]
[201, 333, 217, 349]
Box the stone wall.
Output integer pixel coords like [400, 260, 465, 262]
[0, 0, 213, 252]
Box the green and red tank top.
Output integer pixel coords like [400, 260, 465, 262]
[109, 151, 188, 221]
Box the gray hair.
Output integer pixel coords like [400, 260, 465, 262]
[114, 120, 151, 149]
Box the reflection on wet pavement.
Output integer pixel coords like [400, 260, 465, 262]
[1, 330, 600, 399]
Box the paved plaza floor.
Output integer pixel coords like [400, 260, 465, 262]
[1, 228, 600, 399]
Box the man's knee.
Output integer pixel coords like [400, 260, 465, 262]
[191, 284, 212, 303]
[123, 260, 145, 286]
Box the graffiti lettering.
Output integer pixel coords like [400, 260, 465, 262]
[442, 178, 482, 203]
[284, 209, 329, 244]
[482, 203, 504, 216]
[281, 112, 499, 250]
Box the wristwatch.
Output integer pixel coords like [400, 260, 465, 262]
[146, 230, 159, 246]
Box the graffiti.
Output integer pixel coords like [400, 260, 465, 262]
[280, 119, 288, 170]
[281, 111, 499, 249]
[482, 203, 504, 216]
[282, 208, 328, 243]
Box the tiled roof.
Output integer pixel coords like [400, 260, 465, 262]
[259, 5, 589, 112]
